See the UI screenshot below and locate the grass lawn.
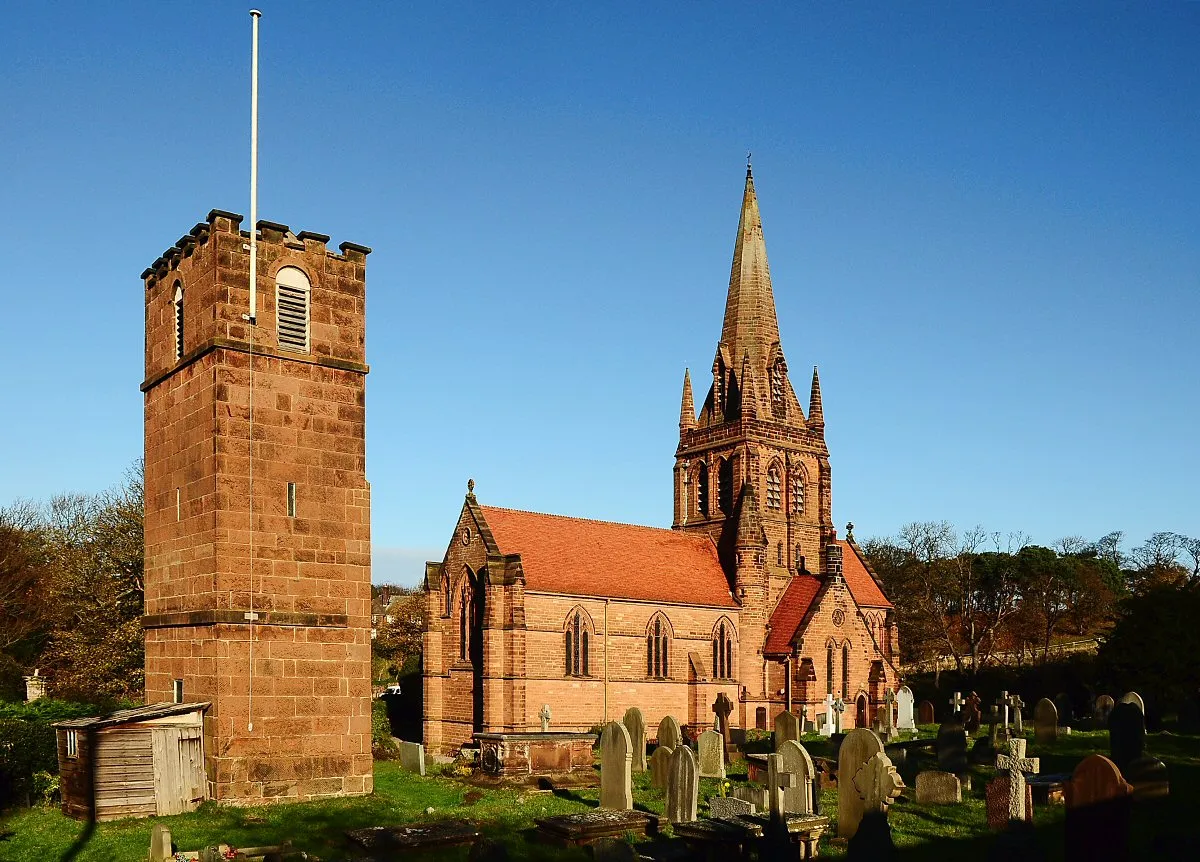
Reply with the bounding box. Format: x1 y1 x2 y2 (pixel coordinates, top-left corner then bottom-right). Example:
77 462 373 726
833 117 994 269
1 727 1196 861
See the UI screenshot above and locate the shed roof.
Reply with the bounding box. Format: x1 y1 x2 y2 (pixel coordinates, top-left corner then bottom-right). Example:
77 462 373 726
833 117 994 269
53 702 210 729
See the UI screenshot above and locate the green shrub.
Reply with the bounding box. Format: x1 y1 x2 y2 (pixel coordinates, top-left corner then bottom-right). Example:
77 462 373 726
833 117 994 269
371 699 399 760
30 771 59 806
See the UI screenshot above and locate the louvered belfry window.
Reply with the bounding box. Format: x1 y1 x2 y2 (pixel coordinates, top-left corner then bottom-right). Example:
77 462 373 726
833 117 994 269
276 266 311 353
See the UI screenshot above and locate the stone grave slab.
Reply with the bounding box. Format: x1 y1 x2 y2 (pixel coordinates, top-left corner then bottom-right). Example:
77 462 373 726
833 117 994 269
397 740 425 776
622 707 647 773
733 784 768 810
1027 773 1071 805
896 686 916 732
599 721 633 810
666 745 698 824
1034 697 1058 744
836 728 885 839
648 745 673 790
656 715 682 751
347 821 481 853
708 796 755 819
534 810 659 846
774 710 800 749
917 700 936 725
1065 755 1133 862
697 729 725 778
914 770 961 804
935 720 968 775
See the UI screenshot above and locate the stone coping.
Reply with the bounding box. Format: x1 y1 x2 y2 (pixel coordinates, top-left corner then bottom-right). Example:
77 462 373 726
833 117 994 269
143 610 348 629
473 732 598 742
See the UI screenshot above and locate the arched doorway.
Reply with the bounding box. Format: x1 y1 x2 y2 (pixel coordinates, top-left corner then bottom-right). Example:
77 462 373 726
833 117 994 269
855 693 868 729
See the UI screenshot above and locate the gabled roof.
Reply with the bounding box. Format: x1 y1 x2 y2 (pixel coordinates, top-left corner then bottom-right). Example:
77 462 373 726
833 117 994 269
53 702 210 729
478 506 737 608
764 574 822 656
764 541 892 656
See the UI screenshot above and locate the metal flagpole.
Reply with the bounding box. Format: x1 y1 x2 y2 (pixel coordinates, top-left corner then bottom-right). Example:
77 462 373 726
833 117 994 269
245 8 262 734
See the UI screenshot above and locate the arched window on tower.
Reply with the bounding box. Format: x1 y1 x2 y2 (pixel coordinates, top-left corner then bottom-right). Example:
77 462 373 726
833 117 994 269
565 610 592 677
766 463 782 510
718 457 734 514
173 281 184 360
790 473 804 515
697 462 709 518
647 615 670 678
276 266 311 353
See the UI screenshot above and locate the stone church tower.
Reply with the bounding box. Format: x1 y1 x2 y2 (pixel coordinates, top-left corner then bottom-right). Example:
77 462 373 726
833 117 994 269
672 166 834 720
141 211 374 802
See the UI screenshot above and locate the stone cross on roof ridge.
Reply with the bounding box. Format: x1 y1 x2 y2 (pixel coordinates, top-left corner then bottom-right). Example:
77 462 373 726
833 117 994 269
995 737 1040 824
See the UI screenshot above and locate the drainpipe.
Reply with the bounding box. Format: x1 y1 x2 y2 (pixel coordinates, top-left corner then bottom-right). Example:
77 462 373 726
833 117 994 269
603 599 610 724
785 657 792 712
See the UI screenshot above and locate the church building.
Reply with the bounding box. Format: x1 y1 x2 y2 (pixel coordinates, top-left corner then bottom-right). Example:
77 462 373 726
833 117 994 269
422 169 899 755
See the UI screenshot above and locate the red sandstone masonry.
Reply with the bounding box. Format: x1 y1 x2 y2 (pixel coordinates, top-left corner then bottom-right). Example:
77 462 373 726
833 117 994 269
143 213 372 803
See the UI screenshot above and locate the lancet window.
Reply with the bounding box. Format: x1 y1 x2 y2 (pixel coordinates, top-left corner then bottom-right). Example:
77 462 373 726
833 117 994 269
564 609 591 677
646 615 670 679
766 463 782 510
712 620 735 679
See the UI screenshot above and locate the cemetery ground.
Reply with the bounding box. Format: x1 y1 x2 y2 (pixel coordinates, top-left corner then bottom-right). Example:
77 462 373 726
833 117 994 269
1 728 1197 861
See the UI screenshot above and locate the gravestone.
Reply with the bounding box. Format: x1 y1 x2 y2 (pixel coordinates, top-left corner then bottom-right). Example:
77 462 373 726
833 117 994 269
1064 755 1133 862
896 686 916 732
599 721 633 810
994 738 1039 827
648 745 673 790
150 823 173 862
708 796 755 819
986 776 1033 830
962 691 982 732
657 715 682 751
1009 693 1026 734
915 771 961 804
765 752 799 825
697 729 725 779
540 704 551 732
918 700 936 725
1054 693 1075 727
733 784 769 810
712 692 734 752
1094 695 1115 725
1034 698 1058 744
1119 691 1144 714
23 670 46 703
666 745 698 824
832 697 846 732
398 740 426 776
774 710 800 749
778 738 817 815
845 750 903 857
836 728 885 839
879 689 897 741
622 707 647 773
936 720 968 775
1107 701 1169 799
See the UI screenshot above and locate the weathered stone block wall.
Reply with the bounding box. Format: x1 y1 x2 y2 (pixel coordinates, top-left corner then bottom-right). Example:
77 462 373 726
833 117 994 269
143 211 372 803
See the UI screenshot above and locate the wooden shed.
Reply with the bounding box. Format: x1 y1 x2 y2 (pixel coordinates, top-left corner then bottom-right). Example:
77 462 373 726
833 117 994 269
54 702 210 821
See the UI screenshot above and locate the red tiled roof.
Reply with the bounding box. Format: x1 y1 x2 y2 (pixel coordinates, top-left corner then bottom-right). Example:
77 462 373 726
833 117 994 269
479 506 737 608
763 541 892 656
843 541 891 608
764 574 822 655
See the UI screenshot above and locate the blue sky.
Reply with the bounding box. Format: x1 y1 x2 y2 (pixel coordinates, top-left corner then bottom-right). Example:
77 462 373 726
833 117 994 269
1 3 1196 584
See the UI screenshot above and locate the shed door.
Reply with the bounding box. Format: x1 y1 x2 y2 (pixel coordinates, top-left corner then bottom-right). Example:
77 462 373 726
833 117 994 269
94 728 156 821
152 725 206 816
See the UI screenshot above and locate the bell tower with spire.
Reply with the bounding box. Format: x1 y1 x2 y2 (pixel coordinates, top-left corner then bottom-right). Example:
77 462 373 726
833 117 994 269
672 166 834 713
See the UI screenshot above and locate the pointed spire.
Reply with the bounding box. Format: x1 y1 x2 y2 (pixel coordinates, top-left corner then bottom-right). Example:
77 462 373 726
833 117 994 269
720 166 783 381
679 369 696 431
808 366 824 431
739 353 759 419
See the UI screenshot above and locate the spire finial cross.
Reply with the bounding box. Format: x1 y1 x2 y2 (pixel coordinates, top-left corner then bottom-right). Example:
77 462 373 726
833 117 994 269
746 150 753 175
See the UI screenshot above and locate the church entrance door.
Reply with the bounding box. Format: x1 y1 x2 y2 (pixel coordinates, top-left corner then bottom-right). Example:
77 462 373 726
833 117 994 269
855 694 868 729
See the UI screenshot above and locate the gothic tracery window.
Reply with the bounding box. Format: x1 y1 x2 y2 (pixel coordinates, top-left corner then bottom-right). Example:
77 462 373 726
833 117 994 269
647 615 670 678
565 610 591 677
712 620 735 679
766 463 782 510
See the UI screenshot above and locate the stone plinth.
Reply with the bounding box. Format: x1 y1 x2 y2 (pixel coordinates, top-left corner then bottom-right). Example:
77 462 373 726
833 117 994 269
475 732 596 776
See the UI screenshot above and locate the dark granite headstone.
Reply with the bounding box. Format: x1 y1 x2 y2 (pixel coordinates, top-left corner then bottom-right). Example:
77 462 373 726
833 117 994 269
917 700 936 725
936 720 968 774
1054 693 1075 727
1108 702 1144 772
